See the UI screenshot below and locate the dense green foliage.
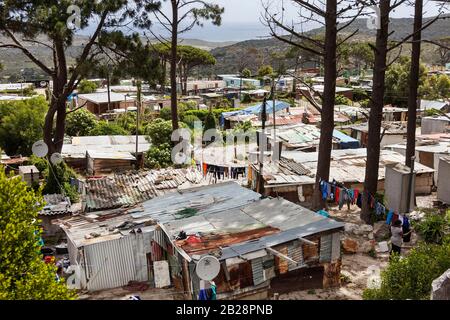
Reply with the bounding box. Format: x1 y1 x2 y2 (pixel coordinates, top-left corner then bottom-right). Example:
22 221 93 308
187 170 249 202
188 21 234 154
414 211 449 244
77 80 98 94
30 156 79 203
422 74 450 100
257 65 274 78
144 119 187 169
65 109 99 137
0 97 47 156
335 94 352 106
363 240 450 300
241 68 252 78
88 121 129 136
0 169 76 300
204 112 217 132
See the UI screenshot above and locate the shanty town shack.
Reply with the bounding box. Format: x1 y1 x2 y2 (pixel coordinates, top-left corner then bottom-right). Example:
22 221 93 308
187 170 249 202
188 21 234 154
151 184 344 300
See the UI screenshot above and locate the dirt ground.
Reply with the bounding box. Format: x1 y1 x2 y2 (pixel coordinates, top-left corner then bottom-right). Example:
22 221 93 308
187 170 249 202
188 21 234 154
80 286 185 300
276 253 389 300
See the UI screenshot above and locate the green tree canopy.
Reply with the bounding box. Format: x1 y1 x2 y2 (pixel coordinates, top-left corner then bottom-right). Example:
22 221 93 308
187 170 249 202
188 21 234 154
384 57 428 107
422 74 450 100
258 65 274 78
241 68 252 78
0 169 76 299
65 109 99 137
89 121 129 136
0 97 47 156
77 80 98 94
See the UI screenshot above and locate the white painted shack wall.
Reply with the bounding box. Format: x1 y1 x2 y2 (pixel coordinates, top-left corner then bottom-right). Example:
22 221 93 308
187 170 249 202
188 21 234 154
83 232 152 291
437 158 450 204
385 164 415 214
381 134 405 148
421 118 449 135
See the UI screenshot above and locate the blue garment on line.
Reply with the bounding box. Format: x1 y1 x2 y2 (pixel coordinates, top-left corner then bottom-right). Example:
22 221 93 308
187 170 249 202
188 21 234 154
386 210 394 225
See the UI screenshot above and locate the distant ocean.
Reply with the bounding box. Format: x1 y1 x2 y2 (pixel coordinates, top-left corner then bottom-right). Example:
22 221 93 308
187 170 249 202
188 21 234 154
79 22 273 42
179 22 270 42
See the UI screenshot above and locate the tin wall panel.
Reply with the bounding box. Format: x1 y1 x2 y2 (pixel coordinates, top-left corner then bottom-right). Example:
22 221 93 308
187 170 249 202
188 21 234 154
84 235 147 291
288 241 303 271
319 234 332 263
331 232 341 262
251 258 265 286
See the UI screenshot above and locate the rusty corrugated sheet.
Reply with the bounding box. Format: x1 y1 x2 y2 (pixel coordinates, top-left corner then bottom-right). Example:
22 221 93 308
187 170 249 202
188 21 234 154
251 258 265 286
319 234 332 263
176 227 280 255
85 168 205 211
331 232 341 262
288 241 304 271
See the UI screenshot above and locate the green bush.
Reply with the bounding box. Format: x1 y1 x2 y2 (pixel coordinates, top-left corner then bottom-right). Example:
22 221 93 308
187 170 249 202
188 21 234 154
0 96 47 156
363 240 450 300
414 212 449 244
66 108 98 136
29 157 80 203
77 79 98 94
145 143 172 169
89 121 129 135
335 94 352 106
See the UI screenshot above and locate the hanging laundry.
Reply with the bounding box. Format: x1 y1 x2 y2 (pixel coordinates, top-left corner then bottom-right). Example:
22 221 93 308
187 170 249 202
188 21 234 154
335 187 340 204
356 193 362 208
375 202 386 216
320 180 328 200
353 189 359 204
326 183 331 198
338 189 346 209
402 216 411 243
386 210 394 225
392 213 399 224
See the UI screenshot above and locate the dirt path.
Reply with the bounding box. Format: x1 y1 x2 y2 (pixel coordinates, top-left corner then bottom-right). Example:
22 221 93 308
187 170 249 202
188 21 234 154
276 252 389 300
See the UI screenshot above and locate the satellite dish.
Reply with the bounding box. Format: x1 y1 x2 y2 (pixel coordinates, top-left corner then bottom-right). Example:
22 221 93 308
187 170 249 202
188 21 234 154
32 140 48 158
50 152 63 165
195 255 220 281
173 152 188 165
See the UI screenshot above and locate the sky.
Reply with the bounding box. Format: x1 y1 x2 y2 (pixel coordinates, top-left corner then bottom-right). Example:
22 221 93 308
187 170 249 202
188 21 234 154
82 1 448 42
152 0 447 41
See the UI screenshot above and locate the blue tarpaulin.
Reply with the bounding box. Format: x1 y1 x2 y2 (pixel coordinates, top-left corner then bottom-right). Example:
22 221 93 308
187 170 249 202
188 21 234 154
332 129 360 149
220 100 290 127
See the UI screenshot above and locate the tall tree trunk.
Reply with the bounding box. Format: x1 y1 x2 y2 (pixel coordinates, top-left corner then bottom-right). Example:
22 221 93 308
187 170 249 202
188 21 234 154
312 0 337 210
406 0 423 168
361 0 390 223
170 0 179 132
43 38 69 155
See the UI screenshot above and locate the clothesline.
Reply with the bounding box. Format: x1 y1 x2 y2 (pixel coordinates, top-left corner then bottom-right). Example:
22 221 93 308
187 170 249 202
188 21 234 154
318 178 404 223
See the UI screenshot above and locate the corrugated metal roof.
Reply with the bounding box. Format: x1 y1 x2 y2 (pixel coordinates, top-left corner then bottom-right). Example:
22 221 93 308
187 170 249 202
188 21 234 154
78 92 134 104
259 148 436 186
62 135 151 158
85 168 208 211
60 182 261 247
87 150 136 160
161 197 344 259
41 194 72 216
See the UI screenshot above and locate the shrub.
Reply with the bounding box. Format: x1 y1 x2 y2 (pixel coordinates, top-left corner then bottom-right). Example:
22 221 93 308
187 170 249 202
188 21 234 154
414 212 449 244
66 108 98 136
89 121 129 135
363 241 450 300
335 94 352 106
145 143 172 169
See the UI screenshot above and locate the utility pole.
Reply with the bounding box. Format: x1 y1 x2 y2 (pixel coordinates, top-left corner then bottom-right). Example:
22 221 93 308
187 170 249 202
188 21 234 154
257 96 267 195
106 65 111 112
135 80 142 170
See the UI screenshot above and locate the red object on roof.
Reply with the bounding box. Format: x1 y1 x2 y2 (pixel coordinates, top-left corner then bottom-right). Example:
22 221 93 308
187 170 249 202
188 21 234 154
186 235 202 244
